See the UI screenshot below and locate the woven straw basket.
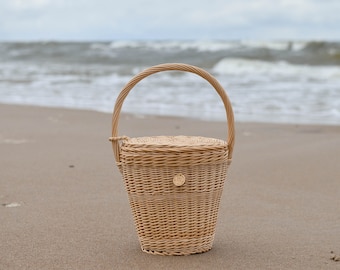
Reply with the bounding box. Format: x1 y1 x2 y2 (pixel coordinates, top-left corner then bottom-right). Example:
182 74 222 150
110 63 235 256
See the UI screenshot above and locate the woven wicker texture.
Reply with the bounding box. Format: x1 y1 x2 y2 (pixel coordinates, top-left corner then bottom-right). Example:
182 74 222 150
110 63 235 255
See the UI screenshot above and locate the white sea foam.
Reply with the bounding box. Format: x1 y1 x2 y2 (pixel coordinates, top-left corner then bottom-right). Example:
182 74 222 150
213 58 340 81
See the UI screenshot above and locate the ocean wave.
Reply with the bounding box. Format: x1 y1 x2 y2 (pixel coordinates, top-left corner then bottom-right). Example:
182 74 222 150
239 40 307 51
108 40 239 52
2 41 340 67
213 58 340 80
1 41 340 125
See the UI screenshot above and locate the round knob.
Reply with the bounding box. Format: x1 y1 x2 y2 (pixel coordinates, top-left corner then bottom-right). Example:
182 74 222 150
173 173 186 186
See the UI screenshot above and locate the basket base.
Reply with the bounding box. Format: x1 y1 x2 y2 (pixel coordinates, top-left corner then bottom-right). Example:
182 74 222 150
141 246 212 256
139 235 215 256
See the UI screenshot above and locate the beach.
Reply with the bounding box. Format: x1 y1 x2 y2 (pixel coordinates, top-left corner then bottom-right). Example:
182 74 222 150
1 103 340 269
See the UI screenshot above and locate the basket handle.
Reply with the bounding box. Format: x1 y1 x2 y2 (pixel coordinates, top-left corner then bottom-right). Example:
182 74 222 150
111 63 235 163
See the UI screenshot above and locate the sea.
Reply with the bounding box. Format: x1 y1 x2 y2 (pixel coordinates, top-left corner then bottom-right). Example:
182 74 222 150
0 40 339 125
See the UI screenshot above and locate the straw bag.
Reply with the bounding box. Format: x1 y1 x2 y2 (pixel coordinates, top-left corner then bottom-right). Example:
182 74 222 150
110 63 235 255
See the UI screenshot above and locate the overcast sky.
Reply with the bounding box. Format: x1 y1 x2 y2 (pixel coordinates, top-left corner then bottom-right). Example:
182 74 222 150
0 0 339 41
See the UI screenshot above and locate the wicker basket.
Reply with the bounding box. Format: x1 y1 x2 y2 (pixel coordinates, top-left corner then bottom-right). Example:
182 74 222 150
110 63 235 256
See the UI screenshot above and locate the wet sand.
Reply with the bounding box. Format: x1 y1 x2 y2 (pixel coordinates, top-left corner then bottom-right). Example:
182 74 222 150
1 104 340 269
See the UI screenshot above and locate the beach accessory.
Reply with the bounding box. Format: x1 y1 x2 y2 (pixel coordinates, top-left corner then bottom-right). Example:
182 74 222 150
110 63 235 255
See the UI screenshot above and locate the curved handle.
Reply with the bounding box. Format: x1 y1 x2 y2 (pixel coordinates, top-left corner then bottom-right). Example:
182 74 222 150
111 63 235 163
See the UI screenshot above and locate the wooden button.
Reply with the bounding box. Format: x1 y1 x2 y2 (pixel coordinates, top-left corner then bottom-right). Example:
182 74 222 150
173 173 185 186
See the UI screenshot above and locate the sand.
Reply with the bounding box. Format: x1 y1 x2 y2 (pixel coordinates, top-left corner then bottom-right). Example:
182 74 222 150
1 104 339 269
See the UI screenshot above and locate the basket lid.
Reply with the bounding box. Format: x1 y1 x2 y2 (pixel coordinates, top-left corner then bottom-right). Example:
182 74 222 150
125 135 226 147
